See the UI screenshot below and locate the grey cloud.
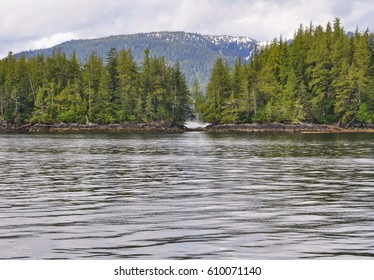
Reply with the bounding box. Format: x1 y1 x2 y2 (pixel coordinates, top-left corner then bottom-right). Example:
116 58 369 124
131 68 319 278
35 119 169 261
1 0 373 57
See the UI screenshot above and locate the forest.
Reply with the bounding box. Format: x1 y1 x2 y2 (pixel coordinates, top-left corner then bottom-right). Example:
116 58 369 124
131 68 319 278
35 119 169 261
196 19 374 125
0 48 191 126
0 19 373 127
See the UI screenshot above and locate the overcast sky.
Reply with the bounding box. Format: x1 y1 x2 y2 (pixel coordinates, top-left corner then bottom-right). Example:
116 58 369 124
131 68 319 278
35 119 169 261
1 0 373 58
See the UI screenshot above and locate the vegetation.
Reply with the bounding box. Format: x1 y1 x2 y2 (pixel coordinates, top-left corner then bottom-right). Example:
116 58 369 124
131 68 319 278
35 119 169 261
1 19 372 129
197 19 374 125
0 48 191 126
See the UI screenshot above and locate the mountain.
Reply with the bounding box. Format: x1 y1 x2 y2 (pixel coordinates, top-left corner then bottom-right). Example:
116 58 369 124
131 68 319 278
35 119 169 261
17 31 257 86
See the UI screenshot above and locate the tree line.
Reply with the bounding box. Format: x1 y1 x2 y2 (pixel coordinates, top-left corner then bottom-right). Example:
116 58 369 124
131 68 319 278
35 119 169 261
195 19 374 125
1 19 373 127
0 48 191 126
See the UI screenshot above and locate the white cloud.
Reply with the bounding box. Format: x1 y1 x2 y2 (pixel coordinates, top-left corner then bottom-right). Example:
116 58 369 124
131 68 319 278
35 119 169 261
0 0 373 58
29 33 79 50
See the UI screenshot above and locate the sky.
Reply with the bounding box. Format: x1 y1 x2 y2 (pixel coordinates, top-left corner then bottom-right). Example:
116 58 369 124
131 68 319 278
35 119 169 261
1 0 373 58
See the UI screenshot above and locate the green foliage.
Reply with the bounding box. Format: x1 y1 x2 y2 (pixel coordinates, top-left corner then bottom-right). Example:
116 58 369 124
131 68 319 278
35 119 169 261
200 58 231 124
0 49 192 126
190 78 204 119
196 19 374 125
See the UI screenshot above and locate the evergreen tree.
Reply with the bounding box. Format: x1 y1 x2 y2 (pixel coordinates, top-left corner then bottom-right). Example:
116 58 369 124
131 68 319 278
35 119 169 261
149 56 168 122
241 48 261 122
116 49 139 121
306 24 334 123
3 52 18 122
221 59 242 123
256 41 284 122
285 25 313 121
351 29 374 123
170 62 191 126
190 77 204 119
331 18 352 123
283 67 306 122
82 53 104 122
95 66 115 123
55 80 85 123
138 49 152 121
106 48 119 98
201 58 231 124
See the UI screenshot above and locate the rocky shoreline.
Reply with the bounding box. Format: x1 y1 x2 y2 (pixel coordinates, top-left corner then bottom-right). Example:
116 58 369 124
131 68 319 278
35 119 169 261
0 122 185 133
202 123 374 133
1 122 374 133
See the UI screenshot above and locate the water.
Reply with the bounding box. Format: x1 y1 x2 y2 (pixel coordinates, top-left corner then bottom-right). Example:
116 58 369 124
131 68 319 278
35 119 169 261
0 132 373 259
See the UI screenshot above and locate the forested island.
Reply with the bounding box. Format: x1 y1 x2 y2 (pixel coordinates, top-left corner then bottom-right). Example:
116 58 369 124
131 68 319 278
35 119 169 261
0 48 191 130
0 19 373 132
195 19 374 126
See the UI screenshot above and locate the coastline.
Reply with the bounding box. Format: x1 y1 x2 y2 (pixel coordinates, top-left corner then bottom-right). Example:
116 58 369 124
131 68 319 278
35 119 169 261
0 122 185 133
1 122 374 133
202 123 374 133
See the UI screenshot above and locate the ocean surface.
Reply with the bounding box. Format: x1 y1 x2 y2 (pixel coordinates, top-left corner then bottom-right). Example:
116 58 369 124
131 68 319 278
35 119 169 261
0 132 373 259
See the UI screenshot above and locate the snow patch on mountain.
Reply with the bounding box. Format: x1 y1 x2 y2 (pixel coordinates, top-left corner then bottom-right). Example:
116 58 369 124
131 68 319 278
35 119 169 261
144 31 257 60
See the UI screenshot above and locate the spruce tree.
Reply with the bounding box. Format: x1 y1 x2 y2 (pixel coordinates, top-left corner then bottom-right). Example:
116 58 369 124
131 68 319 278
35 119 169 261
116 49 139 121
351 29 374 123
171 61 191 126
202 58 231 124
82 53 104 122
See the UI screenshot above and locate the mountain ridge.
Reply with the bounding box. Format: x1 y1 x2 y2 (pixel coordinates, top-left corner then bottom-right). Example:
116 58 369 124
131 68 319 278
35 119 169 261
16 31 258 85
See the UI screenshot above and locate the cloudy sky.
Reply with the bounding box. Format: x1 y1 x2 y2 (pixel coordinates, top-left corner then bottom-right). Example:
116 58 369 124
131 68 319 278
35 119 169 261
1 0 373 57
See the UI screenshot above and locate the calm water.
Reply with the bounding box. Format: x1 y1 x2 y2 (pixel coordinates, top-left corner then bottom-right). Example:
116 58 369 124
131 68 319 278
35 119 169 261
0 132 373 259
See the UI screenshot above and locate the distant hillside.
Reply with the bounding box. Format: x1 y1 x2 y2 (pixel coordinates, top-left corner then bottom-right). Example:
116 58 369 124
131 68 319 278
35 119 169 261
17 31 257 86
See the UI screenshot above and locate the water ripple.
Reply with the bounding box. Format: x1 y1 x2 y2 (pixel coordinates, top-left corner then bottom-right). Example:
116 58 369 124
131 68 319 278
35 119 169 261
0 132 373 259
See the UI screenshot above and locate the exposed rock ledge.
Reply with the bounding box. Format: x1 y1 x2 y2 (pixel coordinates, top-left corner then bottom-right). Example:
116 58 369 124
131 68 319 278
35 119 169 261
203 123 374 133
0 122 185 133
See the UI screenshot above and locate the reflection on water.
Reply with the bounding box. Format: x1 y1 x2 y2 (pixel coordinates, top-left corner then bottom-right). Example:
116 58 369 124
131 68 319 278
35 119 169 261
0 132 373 259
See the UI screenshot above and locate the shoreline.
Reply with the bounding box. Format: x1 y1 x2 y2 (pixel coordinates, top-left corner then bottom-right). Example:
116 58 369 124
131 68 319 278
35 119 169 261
1 122 374 133
0 122 185 133
202 123 374 133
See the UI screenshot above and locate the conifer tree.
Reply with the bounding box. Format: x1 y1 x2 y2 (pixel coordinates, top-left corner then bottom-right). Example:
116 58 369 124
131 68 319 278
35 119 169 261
170 61 191 126
351 29 374 123
3 52 18 123
222 59 242 123
106 48 119 98
202 58 231 123
190 78 202 116
116 49 139 121
82 53 104 121
138 49 152 122
306 24 334 123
